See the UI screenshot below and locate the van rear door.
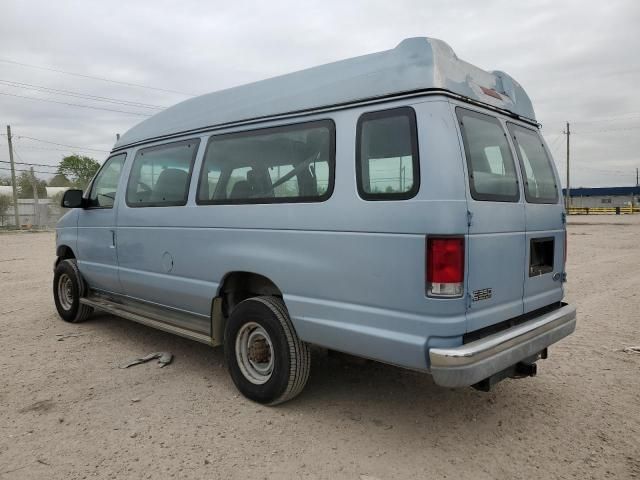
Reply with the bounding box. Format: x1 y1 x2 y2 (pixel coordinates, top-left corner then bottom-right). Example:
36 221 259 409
455 107 525 332
507 123 565 312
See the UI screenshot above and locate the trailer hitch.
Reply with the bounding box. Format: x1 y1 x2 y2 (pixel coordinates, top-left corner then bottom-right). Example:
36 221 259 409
472 349 546 392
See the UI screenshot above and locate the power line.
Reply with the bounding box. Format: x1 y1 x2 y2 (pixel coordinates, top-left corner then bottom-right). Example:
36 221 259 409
546 134 565 154
0 159 58 169
0 143 106 154
0 134 110 152
0 79 166 109
18 135 109 152
572 125 640 134
542 112 640 127
0 57 196 97
0 165 55 175
9 145 37 175
0 91 152 116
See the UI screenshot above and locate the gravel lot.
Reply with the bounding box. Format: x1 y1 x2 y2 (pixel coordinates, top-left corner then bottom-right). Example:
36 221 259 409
1 216 639 479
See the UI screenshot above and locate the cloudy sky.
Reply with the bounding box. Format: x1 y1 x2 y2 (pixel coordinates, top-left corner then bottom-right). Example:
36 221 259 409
1 0 639 187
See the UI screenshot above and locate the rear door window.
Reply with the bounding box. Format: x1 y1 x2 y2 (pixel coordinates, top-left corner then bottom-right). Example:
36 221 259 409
356 107 419 200
456 108 519 202
507 123 559 204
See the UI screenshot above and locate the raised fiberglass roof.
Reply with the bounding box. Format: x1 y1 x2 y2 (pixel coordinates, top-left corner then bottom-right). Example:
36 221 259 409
114 37 536 150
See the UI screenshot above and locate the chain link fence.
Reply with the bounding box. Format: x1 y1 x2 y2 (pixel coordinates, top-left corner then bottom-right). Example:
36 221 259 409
0 199 66 230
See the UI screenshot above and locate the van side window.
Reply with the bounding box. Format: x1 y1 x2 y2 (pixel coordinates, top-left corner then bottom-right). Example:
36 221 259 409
196 120 335 204
87 153 126 208
126 139 200 207
507 123 559 204
356 107 419 200
456 108 519 202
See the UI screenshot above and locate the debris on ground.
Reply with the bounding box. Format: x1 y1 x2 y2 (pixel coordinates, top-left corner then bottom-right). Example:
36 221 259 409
120 352 173 369
55 333 82 341
622 346 640 354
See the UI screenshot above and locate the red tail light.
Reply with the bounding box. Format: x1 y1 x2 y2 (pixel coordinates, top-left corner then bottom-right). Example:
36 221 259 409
426 237 464 298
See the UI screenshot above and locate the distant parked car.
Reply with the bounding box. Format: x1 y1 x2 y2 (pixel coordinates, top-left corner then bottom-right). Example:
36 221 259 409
54 37 576 404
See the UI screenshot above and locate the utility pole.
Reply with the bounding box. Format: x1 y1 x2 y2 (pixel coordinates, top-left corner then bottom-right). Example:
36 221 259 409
30 167 39 228
634 167 639 212
564 122 570 210
6 125 20 229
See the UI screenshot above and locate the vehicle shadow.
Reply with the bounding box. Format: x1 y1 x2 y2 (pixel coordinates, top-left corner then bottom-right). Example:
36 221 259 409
86 312 563 438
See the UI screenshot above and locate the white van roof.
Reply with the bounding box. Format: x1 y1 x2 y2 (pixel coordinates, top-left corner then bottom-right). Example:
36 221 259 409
114 37 536 150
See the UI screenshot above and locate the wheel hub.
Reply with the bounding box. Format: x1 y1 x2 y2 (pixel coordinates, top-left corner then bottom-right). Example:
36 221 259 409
57 273 74 311
235 322 274 385
248 337 271 364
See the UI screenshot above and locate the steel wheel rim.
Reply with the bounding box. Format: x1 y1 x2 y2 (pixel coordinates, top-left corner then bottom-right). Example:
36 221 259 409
235 322 274 385
57 273 74 311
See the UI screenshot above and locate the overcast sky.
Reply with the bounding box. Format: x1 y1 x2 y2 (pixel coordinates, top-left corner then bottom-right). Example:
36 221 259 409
1 0 639 187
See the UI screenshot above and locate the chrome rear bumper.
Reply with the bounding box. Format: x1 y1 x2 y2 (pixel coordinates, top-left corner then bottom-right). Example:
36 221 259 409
429 303 576 388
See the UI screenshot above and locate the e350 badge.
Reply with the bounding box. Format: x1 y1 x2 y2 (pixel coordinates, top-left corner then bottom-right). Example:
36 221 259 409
472 288 492 302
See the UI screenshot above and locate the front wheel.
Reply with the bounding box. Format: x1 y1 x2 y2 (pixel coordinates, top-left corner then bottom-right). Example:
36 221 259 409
53 259 93 323
224 296 310 405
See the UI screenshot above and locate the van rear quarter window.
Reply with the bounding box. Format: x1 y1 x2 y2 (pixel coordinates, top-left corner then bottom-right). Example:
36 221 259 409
456 108 519 202
507 123 559 204
126 139 200 207
196 120 335 204
356 107 419 200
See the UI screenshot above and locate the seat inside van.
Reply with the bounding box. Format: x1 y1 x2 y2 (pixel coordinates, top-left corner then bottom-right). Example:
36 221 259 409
150 168 189 203
203 128 330 201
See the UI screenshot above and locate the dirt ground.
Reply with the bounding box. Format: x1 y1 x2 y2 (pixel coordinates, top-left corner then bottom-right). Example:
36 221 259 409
1 216 639 480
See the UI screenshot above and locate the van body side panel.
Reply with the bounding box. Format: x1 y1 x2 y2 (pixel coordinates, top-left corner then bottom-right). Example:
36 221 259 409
114 98 468 370
75 154 129 294
56 209 79 257
116 138 211 334
76 208 121 294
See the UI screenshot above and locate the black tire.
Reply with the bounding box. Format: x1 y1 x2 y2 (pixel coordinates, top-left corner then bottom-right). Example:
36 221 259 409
224 296 310 405
53 259 93 323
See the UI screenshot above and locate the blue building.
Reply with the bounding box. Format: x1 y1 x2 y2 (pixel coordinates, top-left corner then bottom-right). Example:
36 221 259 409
562 186 640 208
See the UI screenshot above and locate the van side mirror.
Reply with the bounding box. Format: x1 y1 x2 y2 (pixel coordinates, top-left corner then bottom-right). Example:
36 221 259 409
61 189 85 208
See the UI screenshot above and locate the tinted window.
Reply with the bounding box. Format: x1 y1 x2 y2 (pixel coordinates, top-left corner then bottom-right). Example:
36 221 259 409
197 120 334 204
508 123 559 204
126 139 199 207
87 154 126 208
356 107 419 200
456 108 519 202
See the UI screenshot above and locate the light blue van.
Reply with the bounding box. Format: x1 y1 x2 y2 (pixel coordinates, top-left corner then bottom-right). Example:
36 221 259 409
54 37 576 404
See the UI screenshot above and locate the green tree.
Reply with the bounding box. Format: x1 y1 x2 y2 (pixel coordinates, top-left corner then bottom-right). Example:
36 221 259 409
0 194 11 216
48 173 72 187
57 155 100 190
0 176 11 186
17 171 48 199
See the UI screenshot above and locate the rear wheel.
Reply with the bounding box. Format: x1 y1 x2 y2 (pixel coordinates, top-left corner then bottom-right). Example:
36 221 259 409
224 296 310 405
53 259 93 323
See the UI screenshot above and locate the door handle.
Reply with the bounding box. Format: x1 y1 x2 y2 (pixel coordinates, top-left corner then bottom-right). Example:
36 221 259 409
110 230 116 248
